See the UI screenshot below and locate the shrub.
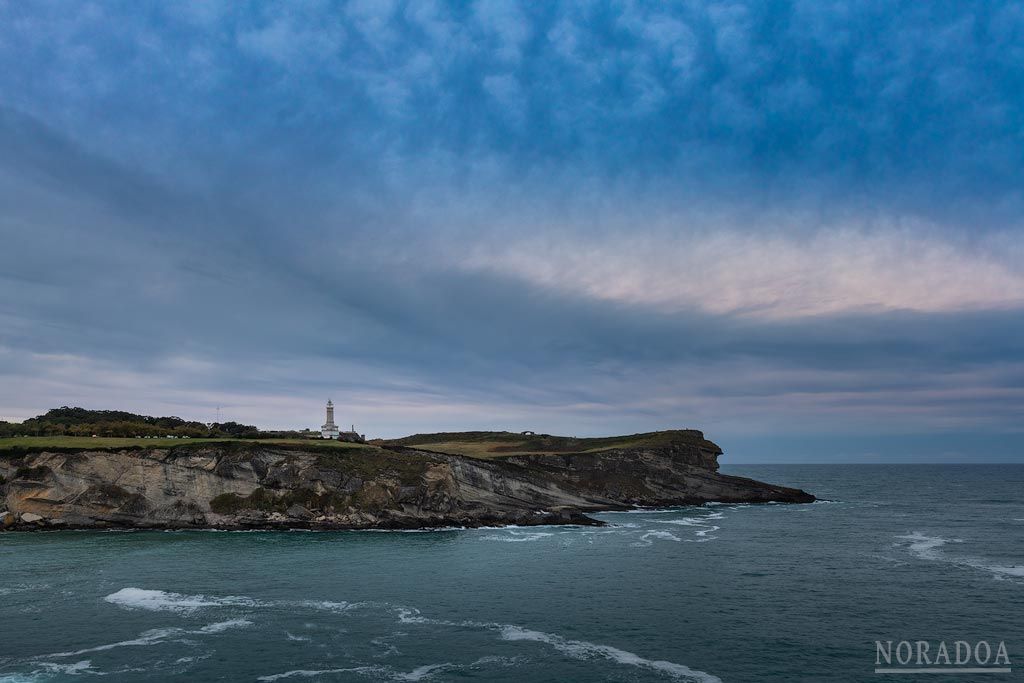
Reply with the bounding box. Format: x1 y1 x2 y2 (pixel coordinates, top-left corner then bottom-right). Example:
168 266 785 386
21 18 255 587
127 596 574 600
209 492 245 514
14 465 50 480
209 488 280 514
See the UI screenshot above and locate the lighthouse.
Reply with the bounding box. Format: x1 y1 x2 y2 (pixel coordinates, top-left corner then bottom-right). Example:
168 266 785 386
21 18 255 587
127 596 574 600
321 399 340 439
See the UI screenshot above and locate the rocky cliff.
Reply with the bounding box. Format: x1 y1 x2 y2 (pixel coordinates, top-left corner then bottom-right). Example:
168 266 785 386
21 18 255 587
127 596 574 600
0 432 813 531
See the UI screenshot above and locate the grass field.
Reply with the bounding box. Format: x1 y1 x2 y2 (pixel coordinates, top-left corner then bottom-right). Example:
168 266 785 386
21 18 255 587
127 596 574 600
386 429 715 459
397 440 667 458
0 430 716 460
394 440 544 458
0 436 374 453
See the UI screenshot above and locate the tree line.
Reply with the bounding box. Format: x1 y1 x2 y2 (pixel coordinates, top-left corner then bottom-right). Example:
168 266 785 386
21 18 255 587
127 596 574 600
0 407 300 439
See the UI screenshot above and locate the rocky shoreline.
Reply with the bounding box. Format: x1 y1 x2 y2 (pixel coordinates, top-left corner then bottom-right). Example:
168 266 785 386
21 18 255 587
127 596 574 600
0 432 814 531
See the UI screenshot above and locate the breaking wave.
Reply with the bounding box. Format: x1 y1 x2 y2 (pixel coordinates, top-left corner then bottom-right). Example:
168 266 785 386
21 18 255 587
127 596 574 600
896 532 1024 582
500 625 722 683
104 587 261 613
391 606 720 682
479 530 555 543
633 530 683 547
258 666 387 681
46 620 253 658
33 582 722 682
258 658 521 682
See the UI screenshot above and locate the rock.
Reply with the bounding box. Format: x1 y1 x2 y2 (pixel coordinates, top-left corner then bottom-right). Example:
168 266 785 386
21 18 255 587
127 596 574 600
1 511 14 528
0 432 814 531
286 505 313 520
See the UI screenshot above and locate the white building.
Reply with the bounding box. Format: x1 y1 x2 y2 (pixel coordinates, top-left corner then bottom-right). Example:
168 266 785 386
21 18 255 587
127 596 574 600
321 399 340 439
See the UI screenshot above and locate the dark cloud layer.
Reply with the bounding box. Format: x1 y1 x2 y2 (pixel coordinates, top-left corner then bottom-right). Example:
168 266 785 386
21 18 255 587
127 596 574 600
3 2 1024 210
1 2 1022 460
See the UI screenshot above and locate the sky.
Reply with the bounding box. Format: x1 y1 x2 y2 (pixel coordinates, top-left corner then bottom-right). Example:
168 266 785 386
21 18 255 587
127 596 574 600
1 1 1023 462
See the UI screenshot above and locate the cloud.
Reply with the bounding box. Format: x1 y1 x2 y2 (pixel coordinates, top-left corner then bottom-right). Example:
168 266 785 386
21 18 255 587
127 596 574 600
455 223 1024 318
0 2 1023 459
1 1 1021 210
473 0 530 63
236 14 346 66
482 72 526 124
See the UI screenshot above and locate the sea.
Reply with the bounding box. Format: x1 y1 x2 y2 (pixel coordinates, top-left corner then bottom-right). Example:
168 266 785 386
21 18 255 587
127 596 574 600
1 465 1022 682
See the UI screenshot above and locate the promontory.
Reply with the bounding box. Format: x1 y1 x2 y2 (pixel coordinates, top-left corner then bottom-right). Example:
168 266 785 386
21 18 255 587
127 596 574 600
0 430 814 531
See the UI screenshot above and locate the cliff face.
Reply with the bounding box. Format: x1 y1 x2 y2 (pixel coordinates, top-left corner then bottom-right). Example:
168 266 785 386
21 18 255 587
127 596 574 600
0 436 813 531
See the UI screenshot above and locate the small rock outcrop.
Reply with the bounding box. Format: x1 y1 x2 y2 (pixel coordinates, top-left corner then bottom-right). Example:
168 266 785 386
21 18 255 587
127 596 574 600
0 433 813 531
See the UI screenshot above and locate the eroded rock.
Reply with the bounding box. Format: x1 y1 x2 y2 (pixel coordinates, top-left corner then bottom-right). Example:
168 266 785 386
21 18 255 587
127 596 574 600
0 437 813 531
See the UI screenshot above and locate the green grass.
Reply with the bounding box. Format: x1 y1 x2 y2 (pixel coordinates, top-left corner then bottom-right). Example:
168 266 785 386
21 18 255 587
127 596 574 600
0 430 721 462
0 436 375 457
385 429 718 459
393 440 532 458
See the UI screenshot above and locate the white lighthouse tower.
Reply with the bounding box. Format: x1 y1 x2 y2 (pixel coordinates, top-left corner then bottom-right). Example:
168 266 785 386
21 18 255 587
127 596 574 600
321 399 340 439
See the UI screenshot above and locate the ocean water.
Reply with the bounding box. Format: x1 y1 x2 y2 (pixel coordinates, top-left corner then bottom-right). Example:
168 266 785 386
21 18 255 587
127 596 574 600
1 465 1022 682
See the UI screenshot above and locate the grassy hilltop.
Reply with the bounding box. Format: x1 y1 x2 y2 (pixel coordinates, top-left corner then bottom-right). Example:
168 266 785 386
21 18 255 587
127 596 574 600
381 429 717 459
0 430 717 460
0 408 719 462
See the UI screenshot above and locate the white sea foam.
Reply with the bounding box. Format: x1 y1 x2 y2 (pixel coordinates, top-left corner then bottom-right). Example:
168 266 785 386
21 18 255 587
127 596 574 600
147 591 724 683
47 620 251 659
898 532 959 561
90 585 723 682
655 515 721 539
499 625 721 682
655 517 705 527
258 670 324 681
980 563 1024 578
295 599 357 612
394 607 458 627
38 660 93 675
259 657 524 683
632 530 683 546
615 507 695 514
257 664 448 682
897 532 1024 582
47 627 183 657
257 666 385 681
390 605 720 681
285 632 311 642
370 636 400 657
196 619 253 633
480 530 554 542
394 663 454 680
104 587 259 613
105 587 383 622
